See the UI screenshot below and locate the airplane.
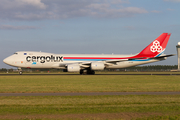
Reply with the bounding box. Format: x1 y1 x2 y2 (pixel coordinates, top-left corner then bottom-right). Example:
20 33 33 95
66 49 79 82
3 33 175 75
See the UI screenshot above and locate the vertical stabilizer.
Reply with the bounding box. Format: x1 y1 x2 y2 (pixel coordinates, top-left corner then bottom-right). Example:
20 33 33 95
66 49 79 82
134 33 171 58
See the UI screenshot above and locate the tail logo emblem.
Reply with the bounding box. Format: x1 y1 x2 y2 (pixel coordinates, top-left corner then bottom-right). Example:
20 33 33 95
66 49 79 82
150 40 162 53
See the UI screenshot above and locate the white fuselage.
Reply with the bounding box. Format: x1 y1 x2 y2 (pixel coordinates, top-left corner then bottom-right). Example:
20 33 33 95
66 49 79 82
3 51 162 69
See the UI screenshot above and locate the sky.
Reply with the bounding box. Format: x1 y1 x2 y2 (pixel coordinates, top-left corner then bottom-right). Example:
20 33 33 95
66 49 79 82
0 0 180 69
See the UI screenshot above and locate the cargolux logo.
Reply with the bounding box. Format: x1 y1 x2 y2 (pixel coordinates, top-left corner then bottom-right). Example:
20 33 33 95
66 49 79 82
26 55 63 63
150 40 162 53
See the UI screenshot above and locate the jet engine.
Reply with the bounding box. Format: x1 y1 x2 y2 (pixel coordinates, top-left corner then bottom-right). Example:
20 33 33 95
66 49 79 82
67 64 80 72
91 62 105 70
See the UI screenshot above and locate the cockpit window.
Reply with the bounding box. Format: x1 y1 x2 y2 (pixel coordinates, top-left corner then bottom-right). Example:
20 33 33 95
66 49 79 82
14 53 18 55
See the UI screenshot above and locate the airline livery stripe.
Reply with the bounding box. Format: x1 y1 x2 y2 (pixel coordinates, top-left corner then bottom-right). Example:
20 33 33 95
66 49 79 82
64 59 152 62
63 55 157 60
64 59 107 61
64 57 127 60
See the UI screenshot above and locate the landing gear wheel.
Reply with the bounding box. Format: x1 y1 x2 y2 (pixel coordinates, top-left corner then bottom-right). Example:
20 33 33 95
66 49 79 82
80 70 87 75
87 70 95 75
80 70 83 75
18 68 23 75
91 71 95 75
80 70 95 75
19 71 23 75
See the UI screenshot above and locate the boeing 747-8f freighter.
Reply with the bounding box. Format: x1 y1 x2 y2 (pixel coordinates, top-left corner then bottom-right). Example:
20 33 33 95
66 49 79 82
3 33 174 75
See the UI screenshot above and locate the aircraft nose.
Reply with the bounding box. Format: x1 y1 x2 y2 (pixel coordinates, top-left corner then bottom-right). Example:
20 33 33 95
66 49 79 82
3 57 11 65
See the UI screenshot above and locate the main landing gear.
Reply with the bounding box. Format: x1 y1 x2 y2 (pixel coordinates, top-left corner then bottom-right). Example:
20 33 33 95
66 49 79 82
80 70 95 75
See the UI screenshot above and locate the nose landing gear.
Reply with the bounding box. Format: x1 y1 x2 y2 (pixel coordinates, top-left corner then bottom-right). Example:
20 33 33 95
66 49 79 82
18 68 23 75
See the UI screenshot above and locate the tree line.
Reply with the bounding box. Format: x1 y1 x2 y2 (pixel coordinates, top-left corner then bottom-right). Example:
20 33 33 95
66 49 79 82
106 65 178 72
0 65 178 72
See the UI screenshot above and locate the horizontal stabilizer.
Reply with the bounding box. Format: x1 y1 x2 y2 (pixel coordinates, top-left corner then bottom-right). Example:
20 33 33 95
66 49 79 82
150 54 175 59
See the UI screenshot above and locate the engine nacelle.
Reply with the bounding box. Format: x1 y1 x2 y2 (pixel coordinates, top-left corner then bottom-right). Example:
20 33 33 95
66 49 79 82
91 62 105 70
67 64 80 72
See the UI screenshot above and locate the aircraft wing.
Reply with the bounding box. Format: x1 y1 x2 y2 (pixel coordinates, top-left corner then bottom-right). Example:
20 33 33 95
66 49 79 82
77 59 130 67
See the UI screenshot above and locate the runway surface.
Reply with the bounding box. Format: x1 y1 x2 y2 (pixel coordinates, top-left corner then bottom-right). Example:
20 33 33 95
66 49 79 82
1 73 180 76
0 92 180 96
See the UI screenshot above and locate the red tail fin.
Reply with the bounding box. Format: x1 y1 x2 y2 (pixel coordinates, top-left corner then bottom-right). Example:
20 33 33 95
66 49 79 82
134 33 171 58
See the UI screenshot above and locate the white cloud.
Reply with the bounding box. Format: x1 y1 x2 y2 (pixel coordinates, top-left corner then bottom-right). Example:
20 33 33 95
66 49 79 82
0 25 38 30
121 7 148 14
0 0 148 20
108 0 130 4
16 0 47 9
0 0 46 9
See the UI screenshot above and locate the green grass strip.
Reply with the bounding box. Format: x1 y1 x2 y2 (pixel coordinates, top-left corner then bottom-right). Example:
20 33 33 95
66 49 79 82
0 75 180 93
0 95 180 115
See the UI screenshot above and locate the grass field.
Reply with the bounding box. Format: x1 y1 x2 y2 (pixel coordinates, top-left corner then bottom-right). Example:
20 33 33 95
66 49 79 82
0 75 180 93
0 74 180 119
0 95 180 119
